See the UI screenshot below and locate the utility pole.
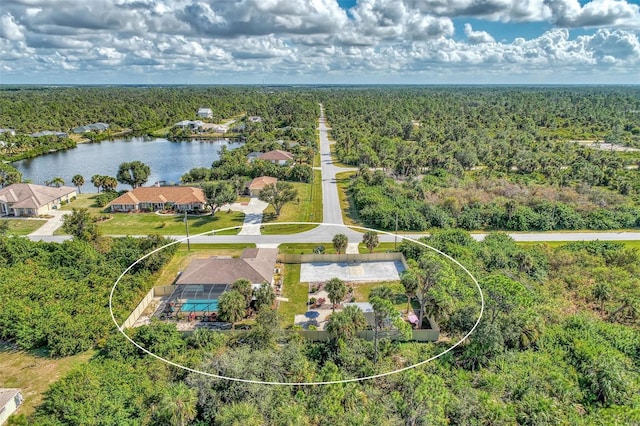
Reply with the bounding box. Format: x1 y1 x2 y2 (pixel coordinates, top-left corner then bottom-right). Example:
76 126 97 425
184 210 190 251
394 210 398 251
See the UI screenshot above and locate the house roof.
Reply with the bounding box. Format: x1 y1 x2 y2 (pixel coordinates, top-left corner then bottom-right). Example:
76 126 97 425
197 108 212 114
30 131 67 138
176 248 278 286
259 150 294 161
108 186 206 207
0 183 76 210
0 388 21 409
247 176 277 190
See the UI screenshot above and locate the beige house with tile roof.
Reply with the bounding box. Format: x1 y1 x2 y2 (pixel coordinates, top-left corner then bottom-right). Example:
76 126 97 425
259 150 294 165
246 176 277 197
108 186 206 212
176 248 278 289
0 183 76 217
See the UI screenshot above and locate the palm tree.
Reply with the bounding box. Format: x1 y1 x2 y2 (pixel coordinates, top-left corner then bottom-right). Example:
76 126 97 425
332 233 348 254
218 290 246 329
50 176 65 187
231 278 252 306
592 282 611 313
325 277 347 312
362 230 379 253
216 402 263 426
326 305 367 343
102 176 118 192
71 174 84 194
91 174 104 192
155 382 197 426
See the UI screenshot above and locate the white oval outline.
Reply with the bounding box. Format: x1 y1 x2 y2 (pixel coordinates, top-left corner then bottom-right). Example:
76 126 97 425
109 222 484 385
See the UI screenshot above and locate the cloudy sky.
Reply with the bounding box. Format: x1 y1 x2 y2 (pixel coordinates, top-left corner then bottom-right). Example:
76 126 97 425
1 0 639 84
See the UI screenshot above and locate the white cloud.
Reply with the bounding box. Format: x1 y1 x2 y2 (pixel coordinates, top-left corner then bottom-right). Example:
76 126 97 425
545 0 640 28
464 23 495 44
0 0 638 83
0 14 26 41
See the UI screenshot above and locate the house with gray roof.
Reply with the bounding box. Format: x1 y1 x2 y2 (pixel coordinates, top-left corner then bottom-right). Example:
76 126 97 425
197 108 213 119
176 248 278 290
72 122 110 134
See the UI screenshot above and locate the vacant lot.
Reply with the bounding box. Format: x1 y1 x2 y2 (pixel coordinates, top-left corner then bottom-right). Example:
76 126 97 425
0 343 93 418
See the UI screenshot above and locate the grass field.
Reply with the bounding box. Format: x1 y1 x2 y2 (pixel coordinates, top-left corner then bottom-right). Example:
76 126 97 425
0 344 93 418
335 171 359 227
95 210 244 236
260 170 323 234
1 219 47 236
278 243 343 254
278 264 308 326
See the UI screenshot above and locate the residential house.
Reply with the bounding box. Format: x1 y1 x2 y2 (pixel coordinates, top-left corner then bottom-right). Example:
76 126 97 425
200 123 228 133
176 248 278 290
248 116 262 123
72 122 110 134
29 131 68 138
259 150 294 165
0 183 77 217
0 389 23 425
174 120 204 131
197 108 213 119
108 186 206 212
246 176 277 197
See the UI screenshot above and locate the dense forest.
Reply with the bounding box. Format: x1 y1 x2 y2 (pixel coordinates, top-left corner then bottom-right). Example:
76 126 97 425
4 231 637 425
0 234 176 357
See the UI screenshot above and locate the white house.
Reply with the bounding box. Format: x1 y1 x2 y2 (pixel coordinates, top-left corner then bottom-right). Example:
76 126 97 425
0 389 23 425
197 108 213 119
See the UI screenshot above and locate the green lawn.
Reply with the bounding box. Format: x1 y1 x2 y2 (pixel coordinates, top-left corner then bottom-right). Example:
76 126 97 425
1 219 47 236
0 344 94 418
278 264 308 326
100 211 244 236
335 171 359 227
278 243 342 254
352 281 414 312
260 170 323 234
60 193 104 213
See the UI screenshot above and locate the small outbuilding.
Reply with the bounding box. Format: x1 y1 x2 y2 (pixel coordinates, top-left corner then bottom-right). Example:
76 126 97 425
0 388 24 425
197 108 213 119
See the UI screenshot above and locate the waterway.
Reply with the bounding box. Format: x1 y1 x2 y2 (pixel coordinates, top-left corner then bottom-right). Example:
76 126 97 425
12 137 242 192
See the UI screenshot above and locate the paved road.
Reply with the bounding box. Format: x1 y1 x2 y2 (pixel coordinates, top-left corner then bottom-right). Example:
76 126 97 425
318 103 356 226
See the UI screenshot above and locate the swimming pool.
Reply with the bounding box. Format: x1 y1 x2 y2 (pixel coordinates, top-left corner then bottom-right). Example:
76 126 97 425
180 299 219 312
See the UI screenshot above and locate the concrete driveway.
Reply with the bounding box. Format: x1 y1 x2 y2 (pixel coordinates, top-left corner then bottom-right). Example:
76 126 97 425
28 209 70 237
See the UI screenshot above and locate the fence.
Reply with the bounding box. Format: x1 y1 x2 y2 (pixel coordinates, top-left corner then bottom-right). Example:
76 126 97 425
121 285 174 329
180 327 439 342
280 252 408 268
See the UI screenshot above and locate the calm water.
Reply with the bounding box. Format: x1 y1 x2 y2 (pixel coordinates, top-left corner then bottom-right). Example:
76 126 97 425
12 137 241 192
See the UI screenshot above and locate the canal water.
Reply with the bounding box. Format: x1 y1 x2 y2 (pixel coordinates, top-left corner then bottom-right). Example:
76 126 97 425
12 137 242 192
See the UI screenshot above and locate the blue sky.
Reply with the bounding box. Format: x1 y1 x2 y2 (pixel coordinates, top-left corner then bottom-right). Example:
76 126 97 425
1 0 639 85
